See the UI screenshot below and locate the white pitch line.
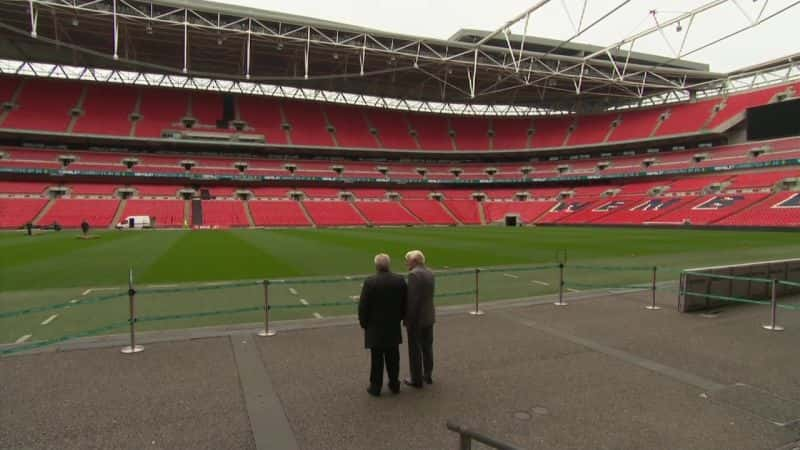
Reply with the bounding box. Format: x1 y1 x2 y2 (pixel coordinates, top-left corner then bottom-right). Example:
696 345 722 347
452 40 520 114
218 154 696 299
531 280 550 286
345 276 353 280
69 299 79 304
82 287 119 296
82 289 92 296
289 288 298 295
567 288 581 293
15 334 32 344
313 312 324 319
41 314 58 325
349 295 360 301
146 284 179 288
503 273 520 279
300 299 309 306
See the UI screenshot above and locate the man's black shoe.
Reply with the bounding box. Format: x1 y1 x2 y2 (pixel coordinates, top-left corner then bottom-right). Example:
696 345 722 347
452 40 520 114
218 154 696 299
388 382 400 394
403 379 423 389
424 376 433 385
366 386 381 397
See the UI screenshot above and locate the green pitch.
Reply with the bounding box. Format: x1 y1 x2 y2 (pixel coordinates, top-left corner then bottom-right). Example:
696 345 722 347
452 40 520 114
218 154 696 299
1 226 799 346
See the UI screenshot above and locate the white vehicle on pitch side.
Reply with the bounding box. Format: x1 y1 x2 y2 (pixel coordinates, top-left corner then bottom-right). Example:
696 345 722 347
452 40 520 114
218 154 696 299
116 215 153 229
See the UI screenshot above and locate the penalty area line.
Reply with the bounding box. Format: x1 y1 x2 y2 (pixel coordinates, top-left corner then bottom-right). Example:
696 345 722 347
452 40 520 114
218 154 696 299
300 299 309 306
503 273 520 279
15 334 32 344
313 312 324 319
531 280 550 286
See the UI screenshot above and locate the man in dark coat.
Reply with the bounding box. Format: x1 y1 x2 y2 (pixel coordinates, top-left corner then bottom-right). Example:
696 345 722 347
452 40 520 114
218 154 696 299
359 253 407 397
403 250 436 388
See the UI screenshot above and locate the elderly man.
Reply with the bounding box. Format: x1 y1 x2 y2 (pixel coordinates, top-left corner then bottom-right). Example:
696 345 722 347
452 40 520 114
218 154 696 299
403 250 436 388
359 253 407 397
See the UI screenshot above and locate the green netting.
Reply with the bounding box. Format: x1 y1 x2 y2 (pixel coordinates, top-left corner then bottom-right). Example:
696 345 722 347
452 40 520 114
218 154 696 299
682 291 771 306
683 271 774 284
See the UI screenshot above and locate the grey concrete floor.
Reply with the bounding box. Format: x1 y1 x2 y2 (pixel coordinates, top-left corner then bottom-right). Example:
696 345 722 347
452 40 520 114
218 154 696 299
2 288 800 450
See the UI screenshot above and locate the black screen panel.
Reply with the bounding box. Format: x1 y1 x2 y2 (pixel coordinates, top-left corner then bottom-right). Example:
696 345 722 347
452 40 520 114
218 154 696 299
747 99 800 140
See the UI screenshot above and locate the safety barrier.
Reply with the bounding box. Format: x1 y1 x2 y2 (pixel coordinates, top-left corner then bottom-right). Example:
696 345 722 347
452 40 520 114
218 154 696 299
1 261 694 356
446 421 522 450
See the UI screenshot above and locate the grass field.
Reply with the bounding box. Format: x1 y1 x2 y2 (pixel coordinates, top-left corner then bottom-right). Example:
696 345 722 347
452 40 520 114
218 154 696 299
2 226 799 347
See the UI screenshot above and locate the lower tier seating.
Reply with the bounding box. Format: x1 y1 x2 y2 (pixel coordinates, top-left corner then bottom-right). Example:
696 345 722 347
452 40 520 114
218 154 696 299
0 198 47 228
302 201 366 226
249 201 310 227
400 200 456 225
201 200 249 227
121 200 185 227
38 199 119 228
354 201 419 225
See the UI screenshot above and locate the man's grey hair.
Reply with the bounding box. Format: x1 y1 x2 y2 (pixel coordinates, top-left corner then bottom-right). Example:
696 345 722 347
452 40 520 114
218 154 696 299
374 253 391 271
405 250 425 265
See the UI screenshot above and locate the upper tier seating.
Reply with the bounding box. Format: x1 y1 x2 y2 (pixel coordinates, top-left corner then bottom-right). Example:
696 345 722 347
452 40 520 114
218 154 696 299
0 198 47 228
400 200 456 225
303 201 366 226
135 88 189 138
249 201 310 227
121 200 185 227
354 201 419 225
238 96 287 144
73 84 137 136
201 200 249 227
67 183 118 195
726 170 798 190
0 76 795 151
38 199 119 227
283 101 335 147
2 79 82 132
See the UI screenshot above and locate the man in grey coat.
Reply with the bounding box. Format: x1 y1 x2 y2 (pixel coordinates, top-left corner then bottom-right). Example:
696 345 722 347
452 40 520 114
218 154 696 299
403 250 436 388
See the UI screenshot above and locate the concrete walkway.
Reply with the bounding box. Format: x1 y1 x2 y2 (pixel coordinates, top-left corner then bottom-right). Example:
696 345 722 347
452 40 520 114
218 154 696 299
2 288 800 449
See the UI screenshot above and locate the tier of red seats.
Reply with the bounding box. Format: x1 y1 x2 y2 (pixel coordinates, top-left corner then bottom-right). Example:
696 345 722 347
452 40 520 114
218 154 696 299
609 109 662 142
400 200 456 225
135 88 189 138
237 96 287 144
121 200 184 227
364 109 417 149
201 200 249 227
649 194 770 225
407 114 452 151
190 92 223 127
0 181 49 194
354 201 419 225
717 193 800 227
484 201 554 223
249 201 310 227
451 117 490 150
0 198 47 228
727 170 798 189
325 104 377 148
2 79 82 132
569 115 613 146
282 101 334 147
443 200 481 224
38 199 119 227
73 84 137 136
302 201 366 226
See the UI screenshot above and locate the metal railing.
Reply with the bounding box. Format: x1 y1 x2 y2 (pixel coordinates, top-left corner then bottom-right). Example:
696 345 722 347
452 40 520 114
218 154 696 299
446 421 522 450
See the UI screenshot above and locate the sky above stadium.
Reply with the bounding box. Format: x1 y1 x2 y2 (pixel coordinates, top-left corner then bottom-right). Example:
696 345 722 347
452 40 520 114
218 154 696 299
227 0 799 72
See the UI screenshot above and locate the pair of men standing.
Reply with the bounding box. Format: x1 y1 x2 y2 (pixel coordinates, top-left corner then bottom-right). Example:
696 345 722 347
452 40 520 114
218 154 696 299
358 250 435 397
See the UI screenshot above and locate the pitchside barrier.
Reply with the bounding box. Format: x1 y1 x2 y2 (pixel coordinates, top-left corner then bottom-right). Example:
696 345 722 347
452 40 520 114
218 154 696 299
679 258 800 331
1 262 687 356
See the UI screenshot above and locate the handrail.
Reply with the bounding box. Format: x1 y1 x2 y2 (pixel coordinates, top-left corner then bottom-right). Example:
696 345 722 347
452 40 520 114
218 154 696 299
446 421 523 450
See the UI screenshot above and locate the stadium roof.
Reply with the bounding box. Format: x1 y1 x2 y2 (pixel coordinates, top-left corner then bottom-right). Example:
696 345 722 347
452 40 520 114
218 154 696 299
0 0 798 112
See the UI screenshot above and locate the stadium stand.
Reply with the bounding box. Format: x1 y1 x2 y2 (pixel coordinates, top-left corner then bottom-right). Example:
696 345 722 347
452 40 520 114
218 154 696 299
282 101 335 147
650 194 770 225
325 104 377 148
38 199 120 228
717 192 800 227
2 79 82 133
201 200 249 227
400 199 456 225
135 88 189 138
0 198 47 228
354 201 419 225
238 95 288 144
484 201 555 223
443 199 482 224
302 201 366 226
0 181 49 194
73 84 137 136
249 201 311 227
121 200 185 227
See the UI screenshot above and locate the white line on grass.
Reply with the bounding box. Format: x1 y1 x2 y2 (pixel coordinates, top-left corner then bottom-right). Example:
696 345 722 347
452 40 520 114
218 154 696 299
567 288 581 293
82 287 119 296
15 334 32 344
146 284 179 288
503 273 519 279
69 299 79 304
531 280 550 286
40 314 58 325
350 295 360 301
289 288 298 295
313 312 324 319
300 299 309 306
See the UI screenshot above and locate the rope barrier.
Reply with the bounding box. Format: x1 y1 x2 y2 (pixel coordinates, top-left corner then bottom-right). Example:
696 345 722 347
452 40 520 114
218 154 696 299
137 306 263 323
0 321 128 356
136 280 263 295
570 264 655 272
479 264 559 274
0 291 128 319
564 281 652 290
777 280 800 289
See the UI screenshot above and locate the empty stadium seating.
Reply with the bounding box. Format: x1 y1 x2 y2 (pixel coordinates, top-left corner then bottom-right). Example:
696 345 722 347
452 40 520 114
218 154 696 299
38 199 119 228
201 200 249 227
354 201 419 225
0 198 47 228
249 201 310 227
302 201 366 226
400 200 456 225
443 200 482 224
717 192 800 227
2 79 82 132
484 201 554 224
121 200 185 227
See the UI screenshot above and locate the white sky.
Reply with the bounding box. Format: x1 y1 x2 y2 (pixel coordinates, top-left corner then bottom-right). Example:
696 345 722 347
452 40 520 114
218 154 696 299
225 0 799 72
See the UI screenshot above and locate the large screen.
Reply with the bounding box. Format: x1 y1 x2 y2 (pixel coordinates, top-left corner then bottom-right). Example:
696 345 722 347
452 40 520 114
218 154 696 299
747 98 800 140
